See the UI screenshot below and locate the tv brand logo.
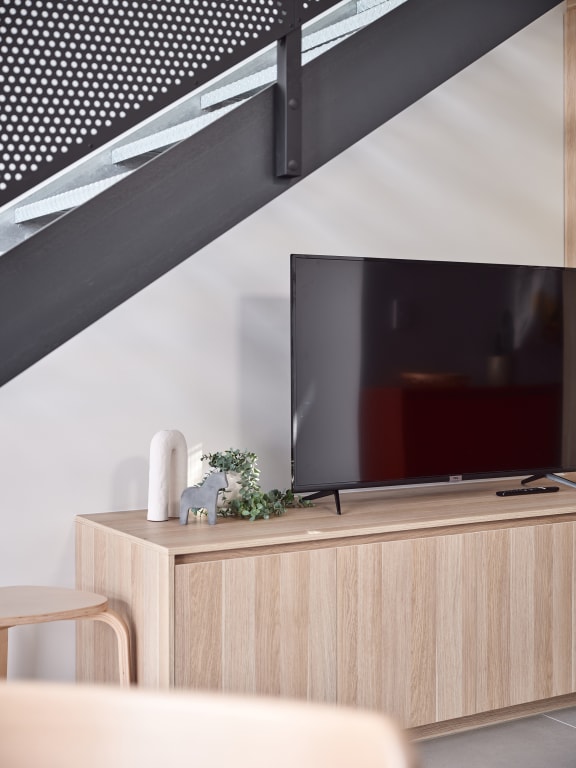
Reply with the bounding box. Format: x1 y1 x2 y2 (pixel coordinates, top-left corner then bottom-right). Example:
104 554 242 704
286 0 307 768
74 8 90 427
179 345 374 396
449 475 462 483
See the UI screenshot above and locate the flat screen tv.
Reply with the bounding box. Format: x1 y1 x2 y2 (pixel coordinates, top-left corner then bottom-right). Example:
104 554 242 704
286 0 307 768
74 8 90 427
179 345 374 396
290 254 576 499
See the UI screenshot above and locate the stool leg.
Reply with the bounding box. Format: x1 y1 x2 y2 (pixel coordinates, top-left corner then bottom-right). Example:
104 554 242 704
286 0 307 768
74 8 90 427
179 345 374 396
0 627 8 679
88 609 132 687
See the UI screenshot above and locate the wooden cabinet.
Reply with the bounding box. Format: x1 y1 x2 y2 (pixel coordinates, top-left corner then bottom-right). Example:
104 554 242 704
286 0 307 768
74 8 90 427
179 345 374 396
76 478 576 735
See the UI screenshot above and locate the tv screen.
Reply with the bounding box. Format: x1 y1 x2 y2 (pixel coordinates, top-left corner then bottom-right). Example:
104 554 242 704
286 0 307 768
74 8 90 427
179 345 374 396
290 254 576 493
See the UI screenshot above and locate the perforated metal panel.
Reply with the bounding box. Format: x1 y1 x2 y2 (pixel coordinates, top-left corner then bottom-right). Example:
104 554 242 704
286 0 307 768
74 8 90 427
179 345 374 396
0 0 341 207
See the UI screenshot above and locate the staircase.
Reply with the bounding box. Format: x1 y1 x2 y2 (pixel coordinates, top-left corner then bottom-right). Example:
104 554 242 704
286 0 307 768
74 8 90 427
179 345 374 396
0 0 561 387
0 0 402 252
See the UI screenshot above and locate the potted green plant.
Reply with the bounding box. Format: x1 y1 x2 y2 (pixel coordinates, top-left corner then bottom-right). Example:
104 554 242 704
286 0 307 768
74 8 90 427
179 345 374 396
201 448 311 521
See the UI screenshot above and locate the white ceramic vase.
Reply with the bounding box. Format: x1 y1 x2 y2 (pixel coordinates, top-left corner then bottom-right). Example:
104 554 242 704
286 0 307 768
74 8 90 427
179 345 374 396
147 429 188 521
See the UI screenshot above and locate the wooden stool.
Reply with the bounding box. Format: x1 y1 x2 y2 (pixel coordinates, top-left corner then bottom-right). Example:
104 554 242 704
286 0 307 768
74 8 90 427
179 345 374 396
0 586 132 686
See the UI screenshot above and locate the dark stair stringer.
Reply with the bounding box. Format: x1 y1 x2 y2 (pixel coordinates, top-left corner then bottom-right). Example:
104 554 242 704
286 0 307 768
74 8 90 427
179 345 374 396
0 0 560 387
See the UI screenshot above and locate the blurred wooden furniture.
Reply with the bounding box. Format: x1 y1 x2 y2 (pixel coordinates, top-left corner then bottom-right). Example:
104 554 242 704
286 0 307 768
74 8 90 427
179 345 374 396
77 477 576 736
0 586 131 686
0 681 413 768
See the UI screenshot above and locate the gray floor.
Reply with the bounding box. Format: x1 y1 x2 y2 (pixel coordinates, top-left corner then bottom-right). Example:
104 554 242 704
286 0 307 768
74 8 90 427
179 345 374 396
415 707 576 768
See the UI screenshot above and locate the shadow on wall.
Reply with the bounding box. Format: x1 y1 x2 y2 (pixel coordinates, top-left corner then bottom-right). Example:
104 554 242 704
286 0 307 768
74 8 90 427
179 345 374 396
110 456 149 511
239 297 291 492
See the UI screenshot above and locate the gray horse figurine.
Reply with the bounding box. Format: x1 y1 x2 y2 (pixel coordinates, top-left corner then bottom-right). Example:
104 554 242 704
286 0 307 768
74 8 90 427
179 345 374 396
179 471 228 526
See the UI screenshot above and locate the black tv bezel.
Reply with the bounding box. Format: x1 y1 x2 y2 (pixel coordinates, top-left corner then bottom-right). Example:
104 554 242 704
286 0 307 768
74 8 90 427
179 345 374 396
290 253 575 495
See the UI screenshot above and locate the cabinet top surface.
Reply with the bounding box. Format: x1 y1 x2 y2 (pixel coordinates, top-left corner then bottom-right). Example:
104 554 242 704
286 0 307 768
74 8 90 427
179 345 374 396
76 477 576 556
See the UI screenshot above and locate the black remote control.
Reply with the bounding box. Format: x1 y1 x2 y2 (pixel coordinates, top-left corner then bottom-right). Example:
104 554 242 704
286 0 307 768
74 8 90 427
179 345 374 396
496 486 559 497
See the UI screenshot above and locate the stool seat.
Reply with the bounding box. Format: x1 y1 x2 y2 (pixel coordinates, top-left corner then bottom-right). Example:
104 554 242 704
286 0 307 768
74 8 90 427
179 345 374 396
0 586 132 686
0 586 109 627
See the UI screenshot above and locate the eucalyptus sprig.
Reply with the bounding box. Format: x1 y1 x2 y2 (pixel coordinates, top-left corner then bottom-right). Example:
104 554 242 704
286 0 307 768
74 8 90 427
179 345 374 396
202 449 312 521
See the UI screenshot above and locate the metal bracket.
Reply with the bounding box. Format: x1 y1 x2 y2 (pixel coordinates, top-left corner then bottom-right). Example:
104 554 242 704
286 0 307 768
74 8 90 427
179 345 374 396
275 27 302 177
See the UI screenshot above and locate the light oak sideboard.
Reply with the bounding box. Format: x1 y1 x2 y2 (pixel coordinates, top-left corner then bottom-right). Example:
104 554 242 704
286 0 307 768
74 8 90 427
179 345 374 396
76 478 576 737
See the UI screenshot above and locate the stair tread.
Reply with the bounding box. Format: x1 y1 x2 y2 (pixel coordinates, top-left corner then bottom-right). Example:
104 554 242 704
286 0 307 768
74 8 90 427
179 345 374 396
15 173 131 223
112 103 243 163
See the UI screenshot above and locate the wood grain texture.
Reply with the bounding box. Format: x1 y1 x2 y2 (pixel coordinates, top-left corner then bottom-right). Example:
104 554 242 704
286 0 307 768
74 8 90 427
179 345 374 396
173 561 223 691
76 475 576 556
76 521 172 687
485 530 511 710
436 535 463 720
355 544 384 710
83 610 132 687
174 549 337 701
336 543 359 707
566 4 576 265
307 548 338 702
552 523 573 694
0 586 108 626
509 526 536 704
0 585 131 686
410 538 436 725
335 523 576 728
463 530 510 714
255 555 281 696
337 539 437 725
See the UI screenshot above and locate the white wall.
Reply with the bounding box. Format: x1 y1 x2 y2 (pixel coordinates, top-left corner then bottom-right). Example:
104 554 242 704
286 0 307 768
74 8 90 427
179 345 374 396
0 6 563 680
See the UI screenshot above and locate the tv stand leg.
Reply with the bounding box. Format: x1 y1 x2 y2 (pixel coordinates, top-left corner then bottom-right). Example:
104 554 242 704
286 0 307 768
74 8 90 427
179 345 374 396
522 472 576 490
334 490 341 515
545 473 576 489
521 474 546 485
302 489 342 514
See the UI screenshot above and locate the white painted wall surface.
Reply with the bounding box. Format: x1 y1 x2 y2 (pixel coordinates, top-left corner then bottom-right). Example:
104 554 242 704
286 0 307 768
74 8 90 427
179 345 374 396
0 6 564 680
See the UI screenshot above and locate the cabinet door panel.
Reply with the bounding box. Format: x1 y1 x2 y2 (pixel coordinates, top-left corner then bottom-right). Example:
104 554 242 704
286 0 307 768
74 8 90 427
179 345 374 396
174 560 223 691
174 548 337 701
508 523 575 703
337 538 436 725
